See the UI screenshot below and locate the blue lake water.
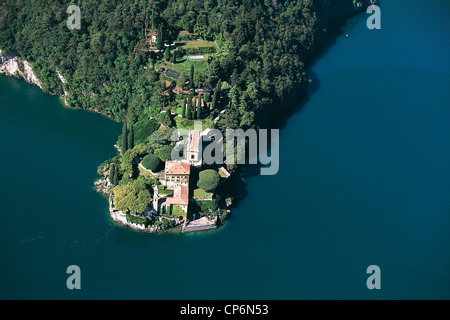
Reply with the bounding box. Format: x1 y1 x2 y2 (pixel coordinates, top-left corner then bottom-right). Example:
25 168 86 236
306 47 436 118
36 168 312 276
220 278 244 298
0 0 449 299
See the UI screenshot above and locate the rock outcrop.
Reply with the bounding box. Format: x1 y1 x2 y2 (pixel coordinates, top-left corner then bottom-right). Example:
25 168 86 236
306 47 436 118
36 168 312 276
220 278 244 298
0 49 43 90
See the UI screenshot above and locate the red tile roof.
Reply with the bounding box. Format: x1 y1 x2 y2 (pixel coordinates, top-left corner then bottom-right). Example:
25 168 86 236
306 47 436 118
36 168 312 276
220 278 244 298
165 185 189 205
165 161 190 175
187 130 200 153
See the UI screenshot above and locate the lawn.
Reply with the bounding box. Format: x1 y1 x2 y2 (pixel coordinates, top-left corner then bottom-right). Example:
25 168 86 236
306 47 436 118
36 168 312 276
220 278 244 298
175 116 195 130
193 188 213 198
139 166 153 178
158 185 174 196
155 55 208 73
218 170 228 178
171 56 209 74
174 96 186 115
176 39 217 50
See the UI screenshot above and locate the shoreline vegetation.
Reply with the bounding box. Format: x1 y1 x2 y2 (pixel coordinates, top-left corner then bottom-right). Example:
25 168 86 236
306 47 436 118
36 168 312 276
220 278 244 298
0 0 369 234
94 172 226 234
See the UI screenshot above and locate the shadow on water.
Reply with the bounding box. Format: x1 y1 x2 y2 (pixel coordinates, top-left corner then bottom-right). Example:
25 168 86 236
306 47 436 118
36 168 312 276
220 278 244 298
227 15 356 209
271 15 350 130
271 68 322 131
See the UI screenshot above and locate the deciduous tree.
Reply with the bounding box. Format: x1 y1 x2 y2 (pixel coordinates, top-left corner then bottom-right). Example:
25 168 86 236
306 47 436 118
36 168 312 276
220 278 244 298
113 180 151 214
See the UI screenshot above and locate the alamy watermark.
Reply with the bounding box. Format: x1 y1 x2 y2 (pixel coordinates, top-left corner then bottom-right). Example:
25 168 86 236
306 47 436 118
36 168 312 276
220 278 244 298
170 121 279 176
366 265 381 290
366 1 381 30
67 5 81 30
66 265 81 290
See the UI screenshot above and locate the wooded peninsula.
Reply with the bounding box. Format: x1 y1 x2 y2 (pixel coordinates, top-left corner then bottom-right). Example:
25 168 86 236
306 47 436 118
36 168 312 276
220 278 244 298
0 0 369 232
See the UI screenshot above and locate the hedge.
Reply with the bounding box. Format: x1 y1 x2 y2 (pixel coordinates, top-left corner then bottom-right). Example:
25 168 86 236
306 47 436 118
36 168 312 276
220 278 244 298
185 47 216 54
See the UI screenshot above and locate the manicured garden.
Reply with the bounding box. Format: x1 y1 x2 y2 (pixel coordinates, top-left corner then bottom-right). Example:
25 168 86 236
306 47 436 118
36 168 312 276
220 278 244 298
176 39 217 50
155 56 209 76
171 205 187 221
158 185 174 196
193 188 212 198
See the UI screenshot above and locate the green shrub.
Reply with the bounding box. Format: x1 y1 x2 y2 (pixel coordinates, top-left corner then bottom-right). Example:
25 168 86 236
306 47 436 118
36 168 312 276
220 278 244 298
126 213 155 227
155 218 175 229
196 198 219 215
197 169 220 192
142 153 162 171
185 47 216 54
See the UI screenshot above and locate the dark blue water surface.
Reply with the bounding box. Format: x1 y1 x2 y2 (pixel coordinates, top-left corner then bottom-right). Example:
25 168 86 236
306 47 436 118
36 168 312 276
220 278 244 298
0 0 449 299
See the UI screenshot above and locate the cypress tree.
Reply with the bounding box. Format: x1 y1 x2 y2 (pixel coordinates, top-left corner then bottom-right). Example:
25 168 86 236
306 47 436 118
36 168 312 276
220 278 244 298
109 164 115 185
110 164 119 186
211 81 220 110
196 97 201 119
182 97 187 118
128 124 134 150
156 24 164 51
177 73 187 89
114 165 119 186
190 64 195 89
211 92 216 110
164 47 171 61
121 121 128 155
186 97 192 119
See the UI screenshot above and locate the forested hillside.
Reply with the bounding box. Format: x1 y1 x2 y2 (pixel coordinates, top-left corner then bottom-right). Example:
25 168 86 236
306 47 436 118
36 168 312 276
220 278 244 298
0 0 365 127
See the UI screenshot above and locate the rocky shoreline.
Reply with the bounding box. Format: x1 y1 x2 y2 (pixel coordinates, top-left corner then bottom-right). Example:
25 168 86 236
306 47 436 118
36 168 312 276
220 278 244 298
1 1 370 235
0 49 116 121
0 49 43 90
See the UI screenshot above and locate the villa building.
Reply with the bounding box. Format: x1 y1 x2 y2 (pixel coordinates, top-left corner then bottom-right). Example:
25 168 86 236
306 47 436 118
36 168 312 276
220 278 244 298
153 160 191 218
161 161 190 188
150 32 157 43
153 184 189 215
185 129 201 166
164 185 189 213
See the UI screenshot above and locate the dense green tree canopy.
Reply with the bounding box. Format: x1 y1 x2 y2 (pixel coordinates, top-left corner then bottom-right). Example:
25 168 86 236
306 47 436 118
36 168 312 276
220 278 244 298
154 145 174 162
146 128 174 153
142 153 161 171
0 0 363 127
113 179 151 214
197 169 221 192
